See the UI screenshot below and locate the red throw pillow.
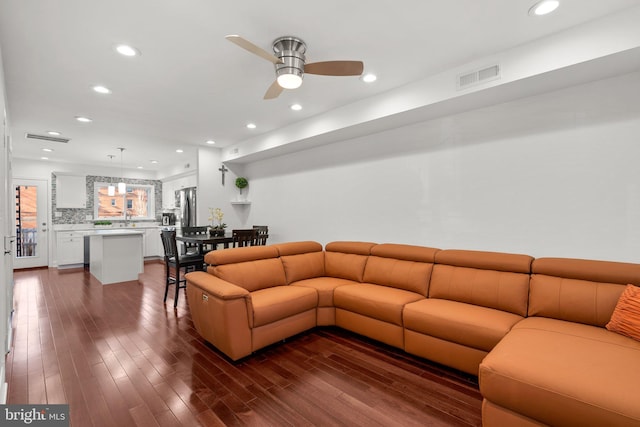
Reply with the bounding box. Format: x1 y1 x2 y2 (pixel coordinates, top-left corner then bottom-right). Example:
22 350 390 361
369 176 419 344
606 284 640 341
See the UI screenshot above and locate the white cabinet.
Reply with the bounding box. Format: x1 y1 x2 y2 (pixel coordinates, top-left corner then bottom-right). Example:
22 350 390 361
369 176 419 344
162 181 177 209
144 228 162 257
162 173 197 209
56 231 84 266
182 174 197 189
56 174 87 208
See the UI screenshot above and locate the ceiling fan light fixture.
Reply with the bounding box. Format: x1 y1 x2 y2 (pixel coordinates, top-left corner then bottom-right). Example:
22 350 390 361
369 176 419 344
277 72 303 89
226 34 364 99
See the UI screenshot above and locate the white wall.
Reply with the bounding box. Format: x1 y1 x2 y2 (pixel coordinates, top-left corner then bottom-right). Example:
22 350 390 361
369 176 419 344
197 147 247 230
240 71 640 263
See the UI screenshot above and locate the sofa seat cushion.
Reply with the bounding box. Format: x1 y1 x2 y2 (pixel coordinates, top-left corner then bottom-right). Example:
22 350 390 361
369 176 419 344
480 317 640 427
334 283 424 326
291 277 356 307
250 286 318 328
404 299 523 352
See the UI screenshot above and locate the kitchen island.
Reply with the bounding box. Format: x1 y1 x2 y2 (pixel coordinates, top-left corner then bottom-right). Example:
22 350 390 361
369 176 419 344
88 229 144 285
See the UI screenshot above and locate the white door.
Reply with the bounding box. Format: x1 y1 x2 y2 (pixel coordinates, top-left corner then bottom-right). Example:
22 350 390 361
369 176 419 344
13 178 48 269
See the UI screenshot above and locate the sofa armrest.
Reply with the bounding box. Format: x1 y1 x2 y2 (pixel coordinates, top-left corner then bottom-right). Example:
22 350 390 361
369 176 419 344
185 271 252 360
186 271 249 299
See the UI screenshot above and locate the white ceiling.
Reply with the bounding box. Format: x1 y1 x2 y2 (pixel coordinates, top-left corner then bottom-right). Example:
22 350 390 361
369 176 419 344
1 0 639 174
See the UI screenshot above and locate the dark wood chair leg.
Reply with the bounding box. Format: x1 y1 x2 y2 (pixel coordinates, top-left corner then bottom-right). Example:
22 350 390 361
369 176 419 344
163 262 170 303
174 267 181 308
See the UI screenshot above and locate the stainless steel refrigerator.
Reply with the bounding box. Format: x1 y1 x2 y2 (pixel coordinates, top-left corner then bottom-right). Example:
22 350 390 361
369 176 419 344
176 187 197 229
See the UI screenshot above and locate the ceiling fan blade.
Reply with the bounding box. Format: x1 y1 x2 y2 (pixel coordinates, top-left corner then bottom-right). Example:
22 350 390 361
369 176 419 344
225 35 283 65
304 61 364 76
264 81 284 100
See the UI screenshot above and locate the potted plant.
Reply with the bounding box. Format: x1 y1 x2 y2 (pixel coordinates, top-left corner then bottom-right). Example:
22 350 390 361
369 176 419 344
235 177 248 201
94 220 112 228
208 207 227 236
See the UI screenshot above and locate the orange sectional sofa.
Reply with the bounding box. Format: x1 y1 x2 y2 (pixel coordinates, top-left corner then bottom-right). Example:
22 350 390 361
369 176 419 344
185 241 640 427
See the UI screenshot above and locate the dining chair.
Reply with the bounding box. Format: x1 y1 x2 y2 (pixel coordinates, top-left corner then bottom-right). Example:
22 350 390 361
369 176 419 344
252 225 269 246
232 229 258 247
160 229 205 308
181 226 211 253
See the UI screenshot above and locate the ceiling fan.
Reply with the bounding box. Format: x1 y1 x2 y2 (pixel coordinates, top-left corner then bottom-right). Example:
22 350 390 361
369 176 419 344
225 35 364 99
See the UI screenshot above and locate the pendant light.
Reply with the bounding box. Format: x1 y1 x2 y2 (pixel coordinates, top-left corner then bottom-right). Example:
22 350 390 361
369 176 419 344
107 155 116 196
117 147 126 195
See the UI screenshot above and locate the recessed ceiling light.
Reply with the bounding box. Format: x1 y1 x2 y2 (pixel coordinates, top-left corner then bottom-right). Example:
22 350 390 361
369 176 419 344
40 157 49 160
115 44 140 57
42 148 53 152
290 104 302 111
92 85 111 94
150 160 158 164
47 131 61 136
206 140 216 145
361 73 377 83
137 166 143 169
246 123 257 129
529 0 559 16
75 116 92 123
176 149 184 153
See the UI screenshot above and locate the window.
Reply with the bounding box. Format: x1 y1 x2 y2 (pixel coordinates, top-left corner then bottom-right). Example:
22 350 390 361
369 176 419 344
94 182 155 220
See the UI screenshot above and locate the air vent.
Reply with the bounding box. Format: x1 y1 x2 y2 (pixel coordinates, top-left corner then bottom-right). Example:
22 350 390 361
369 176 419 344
456 64 500 90
25 133 70 143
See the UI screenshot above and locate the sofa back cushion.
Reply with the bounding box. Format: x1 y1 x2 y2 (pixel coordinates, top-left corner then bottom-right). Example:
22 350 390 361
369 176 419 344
274 241 326 284
430 249 533 316
363 244 439 295
212 259 287 292
325 241 376 282
273 241 323 257
529 257 640 327
206 245 287 292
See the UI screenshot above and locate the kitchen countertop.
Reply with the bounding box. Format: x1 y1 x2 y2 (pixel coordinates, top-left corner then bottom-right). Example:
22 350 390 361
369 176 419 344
83 229 145 236
54 223 161 231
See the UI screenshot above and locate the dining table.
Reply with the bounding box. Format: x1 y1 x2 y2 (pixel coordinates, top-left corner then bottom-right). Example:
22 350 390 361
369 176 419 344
175 233 234 255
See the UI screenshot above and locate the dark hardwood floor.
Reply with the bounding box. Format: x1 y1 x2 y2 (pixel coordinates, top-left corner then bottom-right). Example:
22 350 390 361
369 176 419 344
7 263 482 426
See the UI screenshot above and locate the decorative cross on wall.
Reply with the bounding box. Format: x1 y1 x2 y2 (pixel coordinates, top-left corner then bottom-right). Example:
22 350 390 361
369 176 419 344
218 164 229 185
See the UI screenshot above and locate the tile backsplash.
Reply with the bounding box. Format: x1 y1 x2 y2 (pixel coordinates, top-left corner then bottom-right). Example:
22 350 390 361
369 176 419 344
52 173 162 225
